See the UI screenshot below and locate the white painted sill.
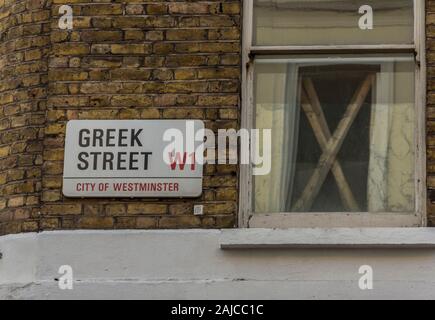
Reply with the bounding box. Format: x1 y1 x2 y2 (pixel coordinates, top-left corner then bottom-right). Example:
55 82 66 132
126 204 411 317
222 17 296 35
219 228 435 249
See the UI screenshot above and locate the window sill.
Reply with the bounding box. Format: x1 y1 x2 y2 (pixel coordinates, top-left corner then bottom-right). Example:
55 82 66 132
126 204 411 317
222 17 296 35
220 228 435 250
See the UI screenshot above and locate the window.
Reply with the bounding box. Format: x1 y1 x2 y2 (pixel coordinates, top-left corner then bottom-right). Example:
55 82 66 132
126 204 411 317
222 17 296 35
240 0 426 228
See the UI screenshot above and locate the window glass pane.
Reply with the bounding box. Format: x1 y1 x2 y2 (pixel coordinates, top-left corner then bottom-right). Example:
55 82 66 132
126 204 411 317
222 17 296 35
253 54 415 213
253 0 414 46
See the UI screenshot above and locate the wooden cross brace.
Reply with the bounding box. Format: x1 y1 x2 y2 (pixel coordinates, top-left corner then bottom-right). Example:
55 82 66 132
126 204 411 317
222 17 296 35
291 74 375 212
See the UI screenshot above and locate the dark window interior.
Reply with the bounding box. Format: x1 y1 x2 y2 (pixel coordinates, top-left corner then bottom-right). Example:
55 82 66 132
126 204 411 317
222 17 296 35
290 65 379 212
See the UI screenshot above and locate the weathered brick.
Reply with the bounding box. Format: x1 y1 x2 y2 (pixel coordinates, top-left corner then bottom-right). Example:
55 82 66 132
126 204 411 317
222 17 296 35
204 202 237 215
0 0 243 236
53 43 90 55
8 196 25 208
126 4 145 15
42 190 61 202
77 217 114 229
127 204 167 215
136 217 157 228
168 3 209 14
81 4 122 16
42 204 82 216
216 188 238 201
0 146 10 158
159 216 201 228
146 4 168 15
22 221 38 232
81 31 123 42
169 204 193 215
115 217 137 229
106 204 126 216
166 29 207 41
40 218 59 230
111 44 151 55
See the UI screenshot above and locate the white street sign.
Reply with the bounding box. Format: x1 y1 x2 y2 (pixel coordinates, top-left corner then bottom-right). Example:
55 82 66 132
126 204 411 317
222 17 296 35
63 120 204 198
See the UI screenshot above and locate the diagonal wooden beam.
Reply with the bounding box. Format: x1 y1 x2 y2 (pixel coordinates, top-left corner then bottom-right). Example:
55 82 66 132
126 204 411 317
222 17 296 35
300 80 360 211
292 74 375 212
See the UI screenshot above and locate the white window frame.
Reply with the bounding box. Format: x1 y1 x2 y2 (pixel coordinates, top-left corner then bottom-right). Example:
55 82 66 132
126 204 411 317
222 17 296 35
240 0 427 228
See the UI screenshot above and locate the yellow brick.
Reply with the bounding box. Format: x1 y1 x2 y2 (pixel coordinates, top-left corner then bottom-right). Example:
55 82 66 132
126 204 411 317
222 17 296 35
0 199 6 210
22 221 39 232
42 204 82 216
77 217 114 229
52 43 90 56
42 191 61 202
204 202 237 214
111 44 150 55
159 216 201 228
169 204 193 215
40 218 60 230
43 149 64 161
141 108 161 119
136 217 157 228
0 146 10 157
8 196 25 208
127 204 167 215
216 188 238 201
45 123 65 135
106 204 126 216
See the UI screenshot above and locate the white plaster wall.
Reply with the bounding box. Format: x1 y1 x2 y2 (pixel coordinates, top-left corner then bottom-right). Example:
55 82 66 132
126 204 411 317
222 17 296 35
1 230 435 300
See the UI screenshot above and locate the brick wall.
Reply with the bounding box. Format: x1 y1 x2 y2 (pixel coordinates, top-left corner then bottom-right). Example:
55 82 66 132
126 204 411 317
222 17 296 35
0 0 241 235
0 0 49 235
